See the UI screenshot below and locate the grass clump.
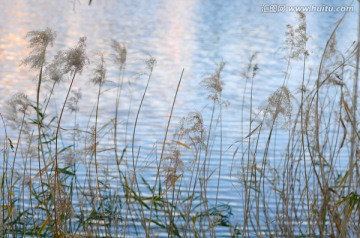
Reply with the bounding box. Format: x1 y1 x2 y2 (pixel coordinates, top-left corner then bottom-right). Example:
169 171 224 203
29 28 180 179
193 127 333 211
1 11 360 237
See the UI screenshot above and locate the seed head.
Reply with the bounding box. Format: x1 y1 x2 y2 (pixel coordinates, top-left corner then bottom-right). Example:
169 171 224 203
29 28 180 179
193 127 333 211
285 12 308 59
201 62 225 102
21 28 56 69
45 52 66 83
67 89 82 113
178 111 207 147
63 37 88 74
262 86 293 128
91 53 106 86
145 55 156 72
4 93 31 131
111 40 127 65
45 37 88 79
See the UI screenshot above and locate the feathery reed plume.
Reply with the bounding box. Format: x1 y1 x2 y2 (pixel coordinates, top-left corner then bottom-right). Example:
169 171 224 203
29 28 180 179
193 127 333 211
4 93 31 170
43 38 87 115
261 86 293 128
162 146 184 189
178 111 207 148
21 28 56 69
4 93 31 131
45 55 66 84
285 12 308 60
42 51 68 114
67 89 82 113
145 55 156 72
54 37 88 75
176 111 208 234
111 40 127 66
91 53 107 86
200 62 225 102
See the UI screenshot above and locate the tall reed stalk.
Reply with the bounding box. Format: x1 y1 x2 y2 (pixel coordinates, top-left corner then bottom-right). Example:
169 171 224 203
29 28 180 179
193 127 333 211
146 68 184 237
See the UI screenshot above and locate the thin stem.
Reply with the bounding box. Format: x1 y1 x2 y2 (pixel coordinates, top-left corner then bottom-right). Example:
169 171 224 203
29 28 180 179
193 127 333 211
131 68 153 168
114 64 125 164
215 95 223 207
147 69 184 237
54 70 77 237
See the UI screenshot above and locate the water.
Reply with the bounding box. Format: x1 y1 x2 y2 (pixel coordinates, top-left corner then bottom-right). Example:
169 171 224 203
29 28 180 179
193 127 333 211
0 0 358 236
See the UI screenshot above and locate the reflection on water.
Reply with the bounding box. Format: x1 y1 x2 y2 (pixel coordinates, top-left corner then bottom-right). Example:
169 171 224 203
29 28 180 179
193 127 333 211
0 0 357 108
0 0 358 236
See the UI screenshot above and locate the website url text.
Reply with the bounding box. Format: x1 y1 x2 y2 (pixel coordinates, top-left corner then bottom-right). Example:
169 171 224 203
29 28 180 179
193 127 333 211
262 5 354 13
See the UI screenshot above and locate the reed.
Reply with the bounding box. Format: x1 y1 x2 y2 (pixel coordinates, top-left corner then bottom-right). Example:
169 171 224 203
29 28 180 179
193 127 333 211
1 10 360 237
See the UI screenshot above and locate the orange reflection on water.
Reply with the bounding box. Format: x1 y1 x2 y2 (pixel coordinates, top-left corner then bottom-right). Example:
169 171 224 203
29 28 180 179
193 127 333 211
154 0 196 66
0 32 28 62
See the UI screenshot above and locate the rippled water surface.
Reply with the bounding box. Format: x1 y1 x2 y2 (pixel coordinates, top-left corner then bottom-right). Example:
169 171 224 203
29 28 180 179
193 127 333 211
0 0 358 236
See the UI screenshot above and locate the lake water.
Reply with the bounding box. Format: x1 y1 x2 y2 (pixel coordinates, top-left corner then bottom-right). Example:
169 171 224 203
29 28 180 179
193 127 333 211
0 0 358 236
